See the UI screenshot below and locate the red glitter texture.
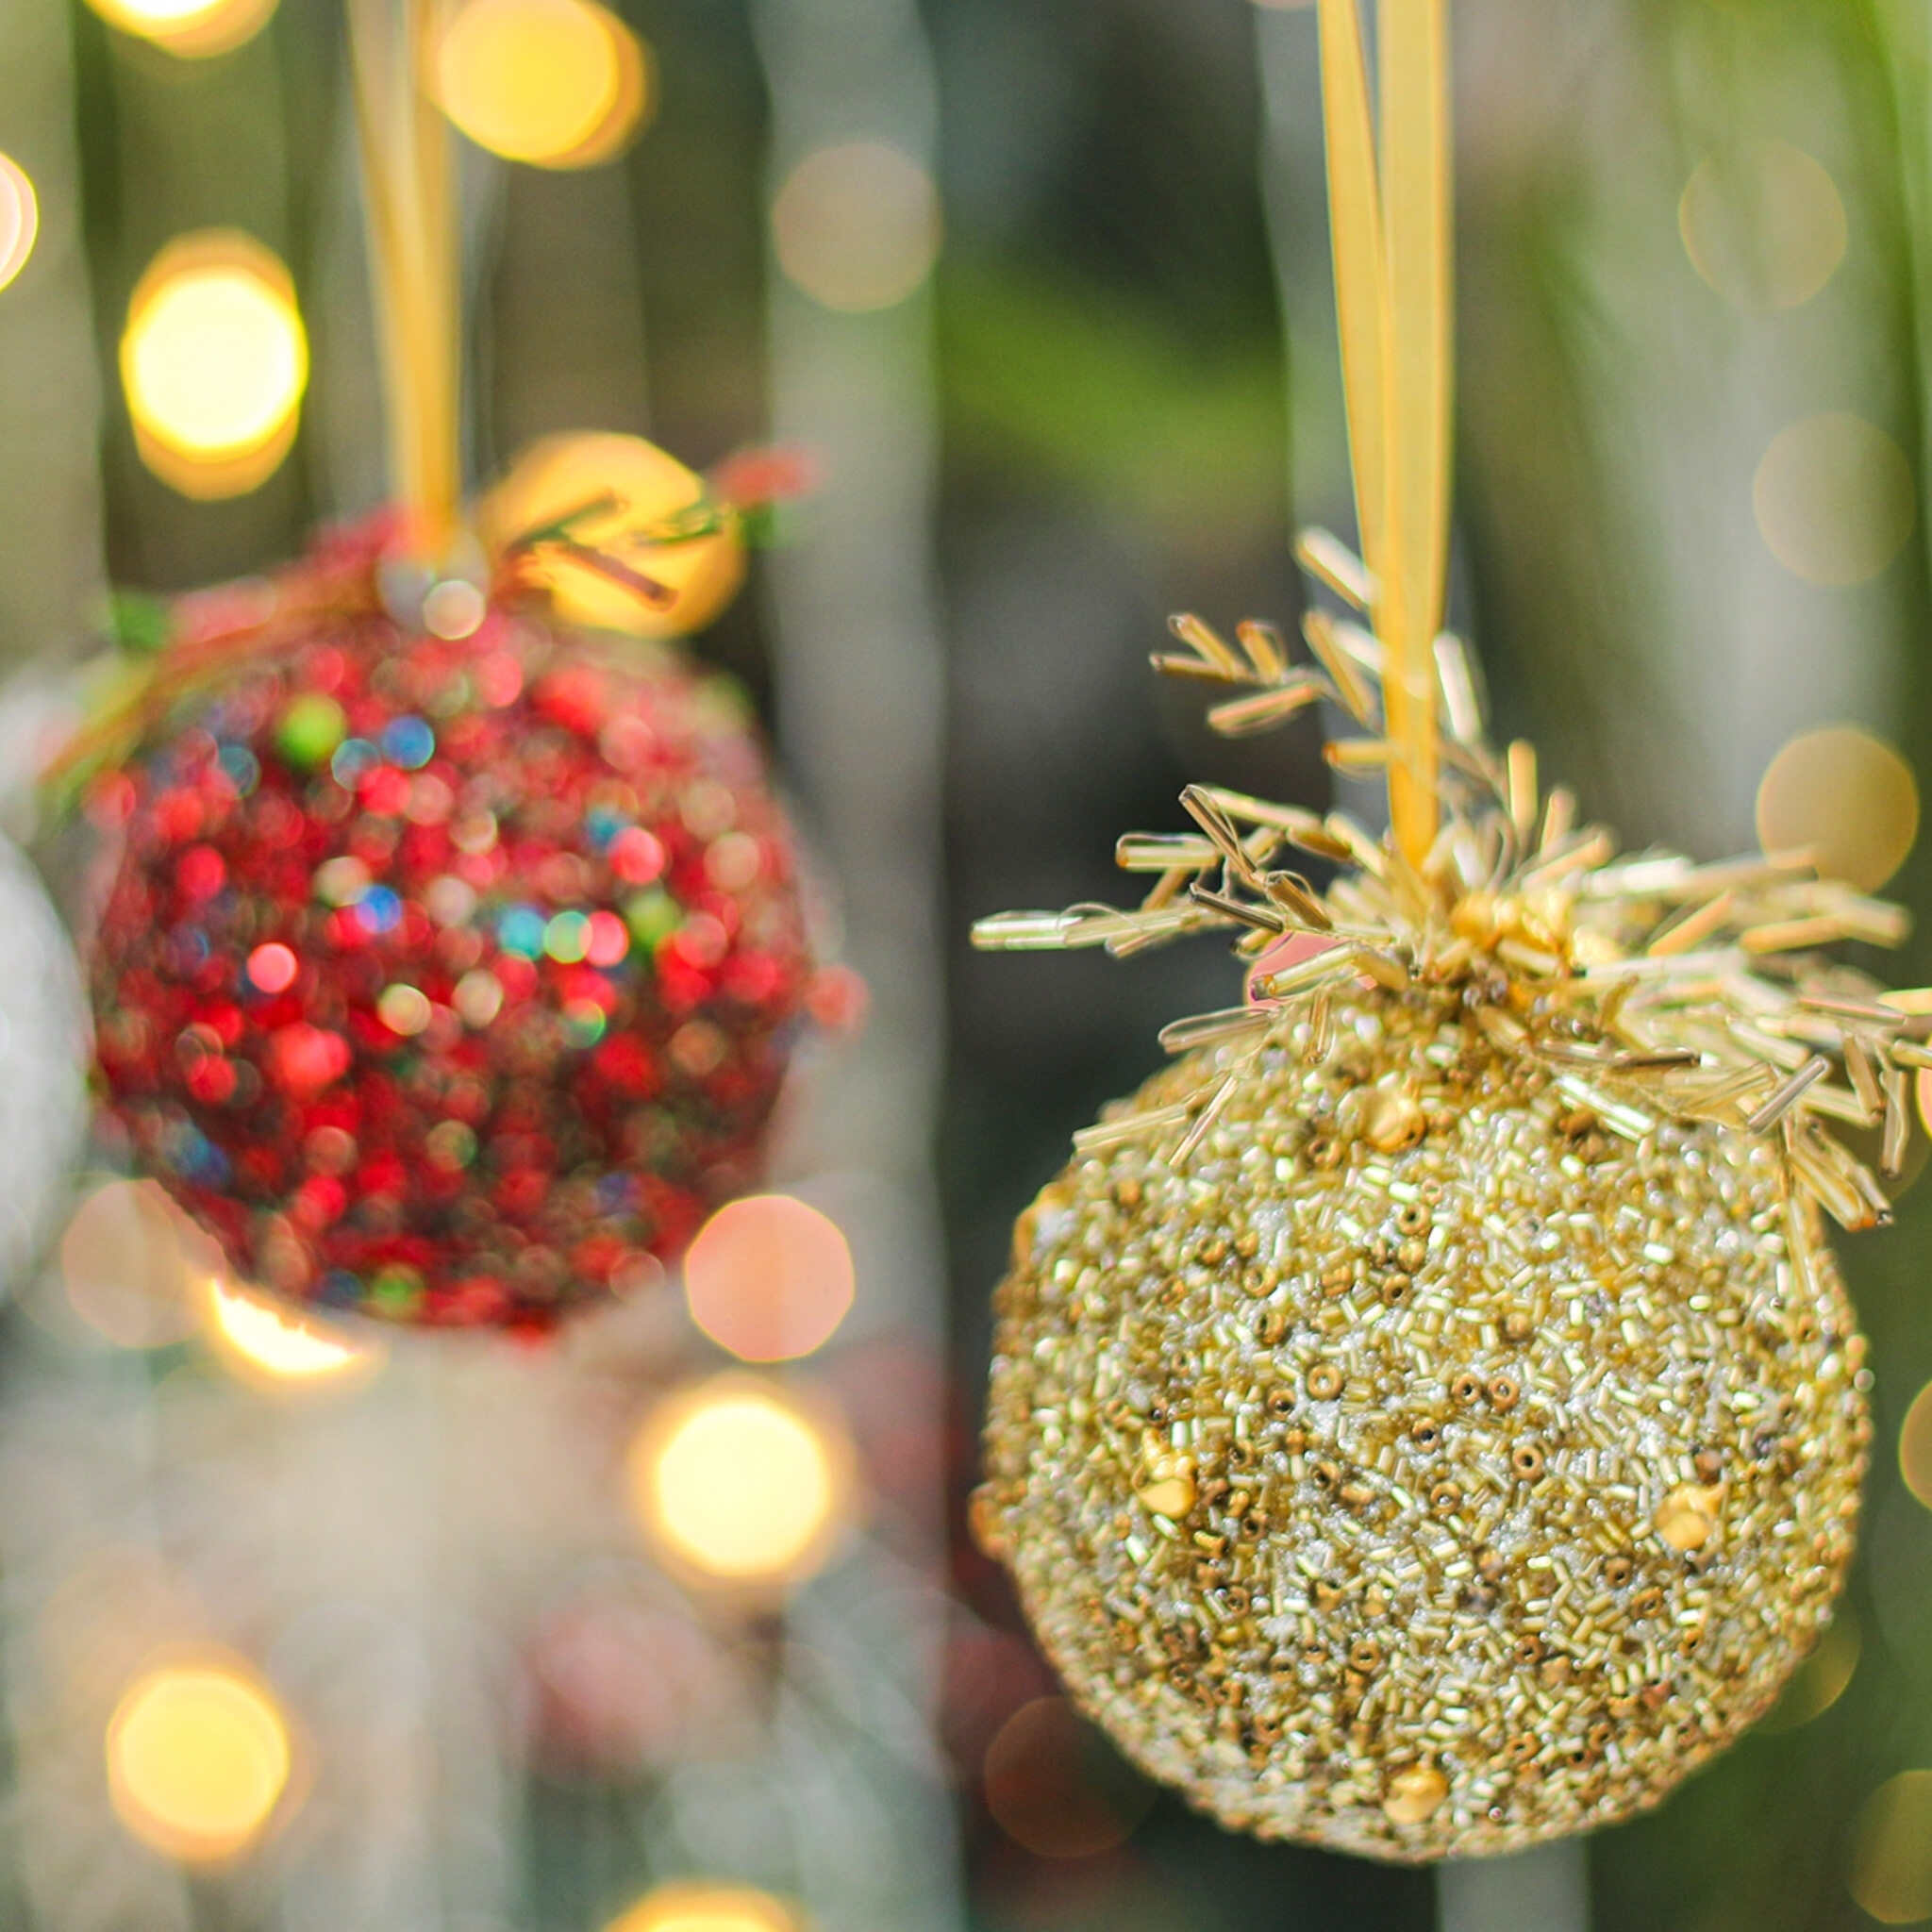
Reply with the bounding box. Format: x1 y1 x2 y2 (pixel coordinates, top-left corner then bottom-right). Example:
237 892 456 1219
87 528 812 1331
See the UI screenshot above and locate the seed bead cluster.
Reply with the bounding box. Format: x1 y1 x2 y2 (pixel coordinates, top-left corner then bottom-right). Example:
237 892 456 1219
87 532 811 1330
974 992 1869 1860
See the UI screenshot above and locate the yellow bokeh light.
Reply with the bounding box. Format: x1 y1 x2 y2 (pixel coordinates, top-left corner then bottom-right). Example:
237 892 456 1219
684 1194 856 1363
121 232 308 497
436 0 652 169
1753 412 1916 588
0 153 39 294
1755 724 1919 894
106 1657 292 1864
1680 141 1847 312
204 1276 383 1391
1850 1771 1932 1924
59 1179 203 1350
477 432 745 638
84 0 277 57
1901 1380 1932 1511
772 141 942 312
606 1881 800 1932
629 1375 851 1590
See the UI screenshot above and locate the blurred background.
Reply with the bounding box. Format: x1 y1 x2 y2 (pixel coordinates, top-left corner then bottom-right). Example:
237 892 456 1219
1 0 1932 1926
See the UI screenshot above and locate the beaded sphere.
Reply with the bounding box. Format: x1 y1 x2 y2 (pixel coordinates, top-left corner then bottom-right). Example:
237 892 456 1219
975 991 1869 1861
87 538 811 1330
0 834 90 1290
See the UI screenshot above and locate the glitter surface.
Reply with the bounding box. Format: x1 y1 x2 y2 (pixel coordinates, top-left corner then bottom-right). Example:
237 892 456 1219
87 529 811 1330
977 995 1869 1860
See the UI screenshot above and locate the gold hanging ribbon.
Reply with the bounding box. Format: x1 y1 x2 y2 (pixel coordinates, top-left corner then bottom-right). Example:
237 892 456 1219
1316 0 1452 871
346 0 461 556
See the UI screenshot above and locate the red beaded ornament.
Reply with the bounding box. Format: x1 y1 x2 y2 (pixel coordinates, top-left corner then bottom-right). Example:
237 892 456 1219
84 521 812 1331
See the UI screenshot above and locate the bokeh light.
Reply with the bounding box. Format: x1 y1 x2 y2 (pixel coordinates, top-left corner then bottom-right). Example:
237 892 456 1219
120 231 308 498
436 0 652 169
0 153 39 294
477 432 745 638
106 1657 292 1864
982 1696 1153 1858
1755 724 1919 893
684 1194 857 1363
772 141 942 312
59 1179 202 1350
628 1374 851 1590
83 0 276 58
1901 1381 1932 1512
1680 140 1847 311
204 1276 383 1391
1850 1771 1932 1924
1753 412 1916 587
605 1882 799 1932
1761 1616 1860 1733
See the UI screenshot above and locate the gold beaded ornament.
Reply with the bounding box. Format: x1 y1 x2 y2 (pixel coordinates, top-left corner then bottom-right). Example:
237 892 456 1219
970 0 1907 1863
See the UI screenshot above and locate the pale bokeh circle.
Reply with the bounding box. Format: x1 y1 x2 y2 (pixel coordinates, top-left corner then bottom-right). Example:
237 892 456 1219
684 1194 856 1362
1680 141 1847 311
983 1696 1152 1858
60 1180 200 1349
772 141 941 312
1753 413 1916 587
1850 1770 1932 1924
1755 724 1918 893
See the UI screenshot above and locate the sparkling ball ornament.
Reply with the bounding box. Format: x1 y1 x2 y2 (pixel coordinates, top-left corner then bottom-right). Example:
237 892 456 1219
83 521 811 1329
0 833 90 1289
973 603 1903 1859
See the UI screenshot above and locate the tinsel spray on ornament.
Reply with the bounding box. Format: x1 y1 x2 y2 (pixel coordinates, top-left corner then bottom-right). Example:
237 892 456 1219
971 0 1897 1862
55 5 821 1332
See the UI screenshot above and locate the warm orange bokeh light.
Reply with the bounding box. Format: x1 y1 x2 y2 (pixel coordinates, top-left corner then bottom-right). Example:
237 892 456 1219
106 1657 292 1864
204 1276 383 1391
121 232 308 498
436 0 652 169
478 432 745 638
0 153 39 294
84 0 277 57
628 1375 850 1590
59 1179 202 1350
1755 724 1919 894
685 1194 857 1363
772 141 941 312
605 1881 800 1932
